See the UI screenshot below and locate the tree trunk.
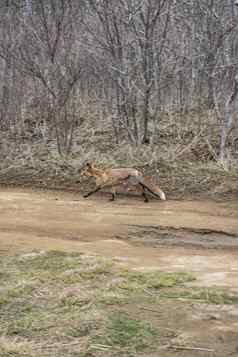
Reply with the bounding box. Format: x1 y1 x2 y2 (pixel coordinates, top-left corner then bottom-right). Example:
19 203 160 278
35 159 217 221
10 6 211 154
219 75 238 162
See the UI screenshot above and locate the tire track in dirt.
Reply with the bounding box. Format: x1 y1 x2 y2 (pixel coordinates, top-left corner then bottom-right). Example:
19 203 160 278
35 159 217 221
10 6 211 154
0 187 238 289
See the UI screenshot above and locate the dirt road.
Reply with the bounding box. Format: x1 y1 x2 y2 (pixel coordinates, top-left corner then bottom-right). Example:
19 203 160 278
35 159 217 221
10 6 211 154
1 187 238 289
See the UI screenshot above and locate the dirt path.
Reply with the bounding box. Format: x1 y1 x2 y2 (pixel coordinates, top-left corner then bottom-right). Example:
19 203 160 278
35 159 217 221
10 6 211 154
1 187 238 289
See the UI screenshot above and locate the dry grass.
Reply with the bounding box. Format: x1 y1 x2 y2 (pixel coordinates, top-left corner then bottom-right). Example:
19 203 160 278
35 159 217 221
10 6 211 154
0 110 237 199
0 336 35 357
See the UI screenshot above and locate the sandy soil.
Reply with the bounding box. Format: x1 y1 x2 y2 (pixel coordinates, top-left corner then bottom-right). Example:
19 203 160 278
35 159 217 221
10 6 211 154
1 187 238 356
0 187 238 290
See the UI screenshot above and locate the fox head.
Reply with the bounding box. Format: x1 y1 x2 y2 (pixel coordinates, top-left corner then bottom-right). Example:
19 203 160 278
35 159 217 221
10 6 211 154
81 162 95 177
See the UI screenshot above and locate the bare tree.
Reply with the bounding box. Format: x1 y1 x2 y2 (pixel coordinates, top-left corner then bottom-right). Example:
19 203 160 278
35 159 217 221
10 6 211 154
84 0 172 145
219 72 238 161
0 0 84 155
0 0 236 164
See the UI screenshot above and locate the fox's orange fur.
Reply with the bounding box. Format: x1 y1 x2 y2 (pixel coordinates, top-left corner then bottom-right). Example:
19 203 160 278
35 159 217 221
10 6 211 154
81 162 166 202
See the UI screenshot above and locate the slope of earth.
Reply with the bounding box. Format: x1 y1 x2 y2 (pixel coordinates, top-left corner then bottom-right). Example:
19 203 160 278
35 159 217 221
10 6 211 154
0 187 238 289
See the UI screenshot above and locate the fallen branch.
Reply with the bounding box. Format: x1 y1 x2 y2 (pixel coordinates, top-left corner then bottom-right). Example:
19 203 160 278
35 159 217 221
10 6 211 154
0 165 23 176
168 345 215 353
36 340 82 349
143 288 158 296
90 343 112 351
172 129 205 160
139 306 161 314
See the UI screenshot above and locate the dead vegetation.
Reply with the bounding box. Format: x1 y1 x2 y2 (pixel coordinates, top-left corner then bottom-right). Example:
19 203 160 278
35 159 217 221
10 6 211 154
0 111 237 200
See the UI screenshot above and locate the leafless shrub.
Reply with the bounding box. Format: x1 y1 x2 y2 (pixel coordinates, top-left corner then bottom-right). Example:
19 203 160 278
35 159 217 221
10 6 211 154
0 0 236 167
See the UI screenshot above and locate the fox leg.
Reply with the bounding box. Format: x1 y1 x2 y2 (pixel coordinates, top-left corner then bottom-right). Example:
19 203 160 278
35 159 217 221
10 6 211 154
142 191 149 202
136 184 149 202
83 177 105 198
84 185 116 200
83 185 102 198
141 186 149 202
84 176 131 200
109 187 116 201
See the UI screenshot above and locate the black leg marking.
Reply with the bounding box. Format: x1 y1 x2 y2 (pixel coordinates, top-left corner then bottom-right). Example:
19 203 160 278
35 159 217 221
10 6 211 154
84 175 132 200
139 182 160 200
83 186 101 198
109 193 115 201
142 191 149 203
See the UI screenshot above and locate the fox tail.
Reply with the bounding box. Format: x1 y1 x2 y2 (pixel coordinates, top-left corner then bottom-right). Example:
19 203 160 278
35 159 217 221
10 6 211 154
138 179 166 201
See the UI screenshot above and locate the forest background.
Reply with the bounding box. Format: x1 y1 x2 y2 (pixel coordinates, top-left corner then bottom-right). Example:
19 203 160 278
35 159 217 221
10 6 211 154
0 0 237 199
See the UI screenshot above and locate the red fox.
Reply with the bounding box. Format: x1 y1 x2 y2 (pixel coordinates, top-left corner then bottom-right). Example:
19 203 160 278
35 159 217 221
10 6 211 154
81 162 166 202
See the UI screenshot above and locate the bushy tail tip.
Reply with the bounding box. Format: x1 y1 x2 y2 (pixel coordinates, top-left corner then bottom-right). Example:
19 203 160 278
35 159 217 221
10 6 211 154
159 190 166 201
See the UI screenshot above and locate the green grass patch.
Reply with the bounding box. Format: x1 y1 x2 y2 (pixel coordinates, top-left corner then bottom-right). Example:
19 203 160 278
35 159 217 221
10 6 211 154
160 288 238 304
91 312 158 353
97 291 129 306
2 249 237 357
16 250 82 272
0 283 36 307
118 269 195 292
